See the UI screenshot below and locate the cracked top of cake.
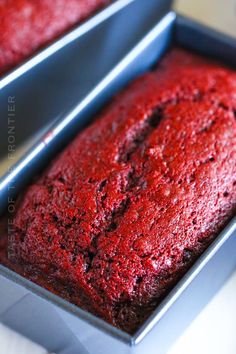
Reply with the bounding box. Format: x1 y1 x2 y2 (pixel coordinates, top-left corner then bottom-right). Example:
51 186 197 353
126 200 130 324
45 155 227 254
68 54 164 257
9 48 236 333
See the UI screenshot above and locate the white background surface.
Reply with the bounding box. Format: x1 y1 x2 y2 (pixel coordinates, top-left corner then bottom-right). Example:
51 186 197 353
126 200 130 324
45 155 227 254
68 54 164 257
0 0 235 353
168 271 236 354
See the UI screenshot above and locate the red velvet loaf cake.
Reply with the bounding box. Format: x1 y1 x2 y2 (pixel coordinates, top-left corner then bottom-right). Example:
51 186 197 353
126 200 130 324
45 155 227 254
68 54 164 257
8 49 236 333
0 0 110 75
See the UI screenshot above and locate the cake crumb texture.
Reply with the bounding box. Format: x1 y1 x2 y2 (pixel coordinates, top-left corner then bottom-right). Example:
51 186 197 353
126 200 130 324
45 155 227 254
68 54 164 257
9 49 236 333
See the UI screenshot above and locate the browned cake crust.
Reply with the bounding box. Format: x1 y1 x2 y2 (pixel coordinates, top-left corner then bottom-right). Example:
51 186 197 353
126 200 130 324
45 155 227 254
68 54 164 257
7 48 236 333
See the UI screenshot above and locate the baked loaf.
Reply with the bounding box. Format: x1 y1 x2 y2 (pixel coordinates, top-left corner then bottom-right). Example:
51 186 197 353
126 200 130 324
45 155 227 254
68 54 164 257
9 49 236 333
0 0 110 75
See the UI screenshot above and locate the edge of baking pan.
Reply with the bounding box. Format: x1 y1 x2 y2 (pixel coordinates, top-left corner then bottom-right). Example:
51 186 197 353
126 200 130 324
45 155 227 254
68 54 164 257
0 12 236 347
133 216 236 345
0 0 136 90
175 14 236 66
0 263 132 344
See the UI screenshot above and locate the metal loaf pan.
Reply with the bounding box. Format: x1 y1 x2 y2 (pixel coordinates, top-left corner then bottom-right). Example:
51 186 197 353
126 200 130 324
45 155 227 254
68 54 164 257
0 11 236 354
